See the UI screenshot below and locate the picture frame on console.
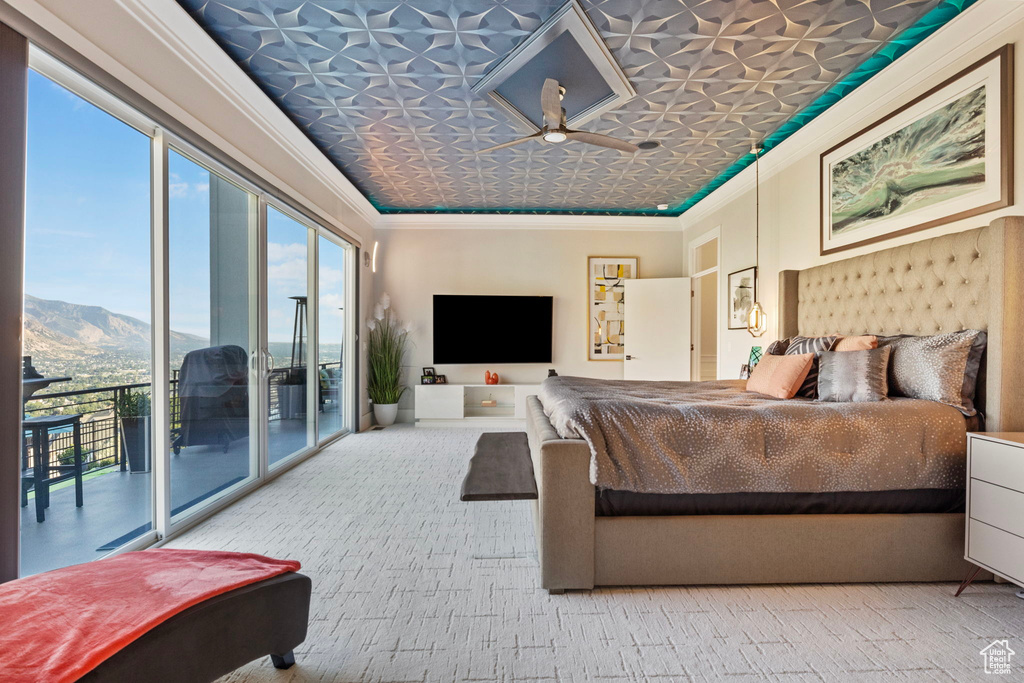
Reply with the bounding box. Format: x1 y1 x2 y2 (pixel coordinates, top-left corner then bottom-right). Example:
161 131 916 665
820 45 1013 256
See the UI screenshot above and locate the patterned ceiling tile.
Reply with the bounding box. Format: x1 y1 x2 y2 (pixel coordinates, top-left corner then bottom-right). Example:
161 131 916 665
177 0 974 215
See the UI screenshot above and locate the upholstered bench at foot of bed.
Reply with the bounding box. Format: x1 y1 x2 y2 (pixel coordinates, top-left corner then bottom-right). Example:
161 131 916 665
81 572 312 683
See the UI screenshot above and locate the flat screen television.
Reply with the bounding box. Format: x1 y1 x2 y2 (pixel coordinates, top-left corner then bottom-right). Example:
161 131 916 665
433 295 553 364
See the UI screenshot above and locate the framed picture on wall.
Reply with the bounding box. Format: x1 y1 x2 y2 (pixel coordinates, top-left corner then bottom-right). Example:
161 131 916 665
727 267 756 330
820 45 1013 256
588 256 638 361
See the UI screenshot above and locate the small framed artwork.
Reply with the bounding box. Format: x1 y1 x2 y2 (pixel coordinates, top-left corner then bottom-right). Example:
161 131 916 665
420 375 435 385
422 367 435 376
435 375 447 384
727 267 756 330
739 364 751 380
588 256 638 361
820 45 1012 255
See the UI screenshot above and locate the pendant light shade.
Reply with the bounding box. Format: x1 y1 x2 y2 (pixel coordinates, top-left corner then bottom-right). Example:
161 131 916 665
747 301 767 337
747 143 768 338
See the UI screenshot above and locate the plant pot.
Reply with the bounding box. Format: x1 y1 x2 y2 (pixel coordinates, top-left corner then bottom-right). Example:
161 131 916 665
373 403 399 427
277 384 306 420
120 416 151 473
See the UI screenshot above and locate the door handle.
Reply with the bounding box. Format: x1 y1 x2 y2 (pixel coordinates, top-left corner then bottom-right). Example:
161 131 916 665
626 355 636 360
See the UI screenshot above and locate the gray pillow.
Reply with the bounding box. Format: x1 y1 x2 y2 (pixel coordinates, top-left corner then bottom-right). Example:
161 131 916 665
784 335 839 398
876 329 984 415
817 347 891 403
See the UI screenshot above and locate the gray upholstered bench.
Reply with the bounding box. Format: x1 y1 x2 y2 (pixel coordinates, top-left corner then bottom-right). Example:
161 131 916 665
460 432 537 502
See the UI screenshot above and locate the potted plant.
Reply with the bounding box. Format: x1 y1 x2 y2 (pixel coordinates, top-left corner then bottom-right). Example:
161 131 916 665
116 388 151 473
367 293 409 427
276 367 307 420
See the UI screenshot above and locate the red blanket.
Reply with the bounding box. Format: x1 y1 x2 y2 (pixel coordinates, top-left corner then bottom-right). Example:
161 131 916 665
0 549 301 683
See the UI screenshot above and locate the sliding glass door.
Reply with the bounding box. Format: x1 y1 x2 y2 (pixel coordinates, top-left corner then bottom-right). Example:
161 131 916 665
21 68 156 575
167 149 259 520
265 206 315 468
317 235 348 441
16 48 355 576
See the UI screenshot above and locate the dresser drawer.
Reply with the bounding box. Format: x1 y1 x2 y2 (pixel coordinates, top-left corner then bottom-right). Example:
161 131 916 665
970 479 1024 538
970 437 1024 494
968 519 1024 585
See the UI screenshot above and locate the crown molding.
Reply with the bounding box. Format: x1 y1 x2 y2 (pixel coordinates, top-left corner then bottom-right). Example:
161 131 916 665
116 0 379 226
377 213 683 232
1 0 379 238
678 0 1023 235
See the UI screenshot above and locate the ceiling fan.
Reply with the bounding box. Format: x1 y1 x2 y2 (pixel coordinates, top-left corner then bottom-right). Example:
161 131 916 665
479 78 639 154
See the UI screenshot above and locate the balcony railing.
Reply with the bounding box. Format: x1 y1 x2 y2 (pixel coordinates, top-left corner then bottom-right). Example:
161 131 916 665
23 361 342 474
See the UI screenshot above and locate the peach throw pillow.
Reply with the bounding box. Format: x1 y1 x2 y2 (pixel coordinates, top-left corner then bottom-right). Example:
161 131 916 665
834 335 878 352
746 353 814 399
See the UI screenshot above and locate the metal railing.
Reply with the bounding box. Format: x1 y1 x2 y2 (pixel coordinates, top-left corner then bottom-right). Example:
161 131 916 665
23 361 342 473
24 382 157 473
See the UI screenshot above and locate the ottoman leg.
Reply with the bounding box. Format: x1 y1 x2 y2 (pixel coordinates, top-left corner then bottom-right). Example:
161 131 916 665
270 651 296 669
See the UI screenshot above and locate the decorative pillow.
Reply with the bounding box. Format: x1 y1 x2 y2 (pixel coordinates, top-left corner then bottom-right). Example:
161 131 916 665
876 329 984 415
745 353 814 399
784 335 839 398
817 347 891 403
834 335 878 352
766 338 790 355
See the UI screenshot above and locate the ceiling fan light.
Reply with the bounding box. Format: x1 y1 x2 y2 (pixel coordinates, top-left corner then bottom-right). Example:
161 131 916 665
543 130 567 143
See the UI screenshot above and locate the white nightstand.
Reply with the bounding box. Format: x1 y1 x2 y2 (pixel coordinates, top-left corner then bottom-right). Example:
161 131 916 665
960 433 1024 597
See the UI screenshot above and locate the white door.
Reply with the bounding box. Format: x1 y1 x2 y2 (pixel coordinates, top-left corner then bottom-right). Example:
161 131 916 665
623 278 691 381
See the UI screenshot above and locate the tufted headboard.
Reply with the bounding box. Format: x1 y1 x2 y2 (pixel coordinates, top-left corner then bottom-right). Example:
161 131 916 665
779 216 1024 431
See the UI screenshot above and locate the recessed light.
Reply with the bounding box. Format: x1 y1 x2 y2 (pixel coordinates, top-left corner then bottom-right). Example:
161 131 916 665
637 140 660 150
657 204 669 211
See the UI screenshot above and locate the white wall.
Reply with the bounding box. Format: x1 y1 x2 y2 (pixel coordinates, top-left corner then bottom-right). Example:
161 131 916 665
375 226 684 419
681 0 1024 377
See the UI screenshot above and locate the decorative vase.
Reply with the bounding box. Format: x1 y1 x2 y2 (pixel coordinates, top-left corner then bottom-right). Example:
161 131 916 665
120 416 152 473
485 371 500 385
373 403 399 427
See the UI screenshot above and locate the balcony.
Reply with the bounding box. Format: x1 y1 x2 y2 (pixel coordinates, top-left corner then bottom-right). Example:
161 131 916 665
20 365 343 576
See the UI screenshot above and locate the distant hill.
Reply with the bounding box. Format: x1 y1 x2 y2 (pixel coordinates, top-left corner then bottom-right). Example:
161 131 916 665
24 294 207 355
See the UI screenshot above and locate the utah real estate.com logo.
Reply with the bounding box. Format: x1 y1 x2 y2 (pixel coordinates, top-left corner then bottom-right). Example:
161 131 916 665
981 640 1015 675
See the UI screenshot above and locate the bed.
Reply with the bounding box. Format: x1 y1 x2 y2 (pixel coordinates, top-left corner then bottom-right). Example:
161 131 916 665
525 216 1024 591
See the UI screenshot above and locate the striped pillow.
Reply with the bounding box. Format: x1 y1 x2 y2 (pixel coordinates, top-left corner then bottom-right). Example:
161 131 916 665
817 347 892 402
784 335 839 398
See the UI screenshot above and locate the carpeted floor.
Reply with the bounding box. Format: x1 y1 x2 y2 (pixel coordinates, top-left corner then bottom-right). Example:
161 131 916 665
164 425 1023 682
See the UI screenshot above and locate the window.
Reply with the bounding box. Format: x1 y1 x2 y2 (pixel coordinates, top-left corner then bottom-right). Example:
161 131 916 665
266 206 315 468
168 149 258 519
13 49 356 576
21 69 154 574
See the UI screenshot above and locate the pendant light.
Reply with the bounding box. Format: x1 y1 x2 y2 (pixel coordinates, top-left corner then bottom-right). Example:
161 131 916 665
747 143 768 337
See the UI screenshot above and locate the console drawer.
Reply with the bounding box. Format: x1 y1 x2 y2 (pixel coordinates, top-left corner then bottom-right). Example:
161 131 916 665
970 479 1024 538
970 437 1024 494
968 519 1024 585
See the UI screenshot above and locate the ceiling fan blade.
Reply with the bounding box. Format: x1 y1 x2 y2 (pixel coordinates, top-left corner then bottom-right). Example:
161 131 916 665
541 78 562 130
478 132 542 153
565 130 639 154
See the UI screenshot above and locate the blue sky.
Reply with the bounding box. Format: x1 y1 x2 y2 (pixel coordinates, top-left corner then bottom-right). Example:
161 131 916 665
25 70 345 345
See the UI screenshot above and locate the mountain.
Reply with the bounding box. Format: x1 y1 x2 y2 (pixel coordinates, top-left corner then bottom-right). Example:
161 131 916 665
24 294 207 354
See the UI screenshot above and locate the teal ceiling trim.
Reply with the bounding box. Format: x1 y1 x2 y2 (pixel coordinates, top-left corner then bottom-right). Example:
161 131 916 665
377 206 666 217
670 0 978 218
180 0 971 217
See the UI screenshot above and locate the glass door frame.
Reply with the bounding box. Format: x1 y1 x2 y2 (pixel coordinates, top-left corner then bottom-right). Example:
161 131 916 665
21 45 358 564
315 229 356 446
26 49 162 557
263 200 356 454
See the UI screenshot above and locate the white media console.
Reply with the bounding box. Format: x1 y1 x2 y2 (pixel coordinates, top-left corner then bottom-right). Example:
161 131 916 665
414 384 541 426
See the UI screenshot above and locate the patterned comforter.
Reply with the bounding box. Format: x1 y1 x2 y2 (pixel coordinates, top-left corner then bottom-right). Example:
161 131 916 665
538 376 969 495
